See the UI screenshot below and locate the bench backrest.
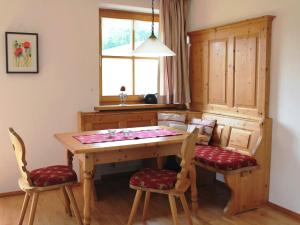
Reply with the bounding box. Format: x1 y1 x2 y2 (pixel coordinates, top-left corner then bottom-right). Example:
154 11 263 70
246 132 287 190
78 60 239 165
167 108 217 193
202 113 264 156
159 111 264 156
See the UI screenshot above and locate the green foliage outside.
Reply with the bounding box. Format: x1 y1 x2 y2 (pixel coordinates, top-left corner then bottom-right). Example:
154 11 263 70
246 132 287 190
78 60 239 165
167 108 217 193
102 26 159 50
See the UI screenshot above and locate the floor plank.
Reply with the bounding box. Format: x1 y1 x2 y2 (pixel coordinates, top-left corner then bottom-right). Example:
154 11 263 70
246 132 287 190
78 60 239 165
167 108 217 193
0 177 299 225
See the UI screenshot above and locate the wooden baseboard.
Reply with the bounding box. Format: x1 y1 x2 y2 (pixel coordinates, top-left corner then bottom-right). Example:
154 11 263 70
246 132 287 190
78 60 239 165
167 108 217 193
0 183 81 198
267 201 300 220
0 190 24 198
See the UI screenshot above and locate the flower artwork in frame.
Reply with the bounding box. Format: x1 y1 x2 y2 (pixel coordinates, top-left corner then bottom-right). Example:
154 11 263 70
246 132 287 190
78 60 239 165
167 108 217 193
5 32 39 73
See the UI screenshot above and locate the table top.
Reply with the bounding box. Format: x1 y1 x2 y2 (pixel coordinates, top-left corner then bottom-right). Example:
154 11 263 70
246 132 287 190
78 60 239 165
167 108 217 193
54 126 188 154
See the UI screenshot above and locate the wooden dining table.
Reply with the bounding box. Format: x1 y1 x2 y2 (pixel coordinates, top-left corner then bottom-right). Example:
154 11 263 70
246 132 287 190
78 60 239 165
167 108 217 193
55 126 198 225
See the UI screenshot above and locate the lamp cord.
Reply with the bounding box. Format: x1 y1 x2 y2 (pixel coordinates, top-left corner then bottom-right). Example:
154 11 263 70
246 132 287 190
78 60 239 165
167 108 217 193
150 0 156 38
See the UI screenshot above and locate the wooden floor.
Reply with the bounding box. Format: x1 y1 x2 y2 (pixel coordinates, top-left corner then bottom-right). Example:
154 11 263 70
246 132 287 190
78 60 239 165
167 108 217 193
0 176 299 225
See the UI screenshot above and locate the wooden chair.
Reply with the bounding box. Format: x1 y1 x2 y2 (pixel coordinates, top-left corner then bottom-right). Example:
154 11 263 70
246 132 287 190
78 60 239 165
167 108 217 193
127 128 198 225
8 128 83 225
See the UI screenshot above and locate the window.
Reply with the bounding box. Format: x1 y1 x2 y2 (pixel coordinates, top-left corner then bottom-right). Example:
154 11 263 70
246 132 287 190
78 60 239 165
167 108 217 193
99 9 159 104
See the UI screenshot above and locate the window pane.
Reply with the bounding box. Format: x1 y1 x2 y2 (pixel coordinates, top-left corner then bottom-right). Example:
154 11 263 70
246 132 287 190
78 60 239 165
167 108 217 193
102 58 133 96
102 18 133 56
134 21 159 49
135 59 158 95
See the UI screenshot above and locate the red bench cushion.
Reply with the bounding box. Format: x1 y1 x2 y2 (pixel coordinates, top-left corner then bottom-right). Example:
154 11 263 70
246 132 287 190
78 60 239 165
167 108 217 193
195 145 257 171
30 165 77 187
130 168 177 190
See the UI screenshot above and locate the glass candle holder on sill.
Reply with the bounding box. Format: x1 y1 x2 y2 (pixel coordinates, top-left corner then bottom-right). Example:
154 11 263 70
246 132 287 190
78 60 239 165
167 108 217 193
119 91 127 105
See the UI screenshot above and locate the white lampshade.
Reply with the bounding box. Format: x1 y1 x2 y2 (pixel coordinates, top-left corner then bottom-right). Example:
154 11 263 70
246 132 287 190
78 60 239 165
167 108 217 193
133 37 176 57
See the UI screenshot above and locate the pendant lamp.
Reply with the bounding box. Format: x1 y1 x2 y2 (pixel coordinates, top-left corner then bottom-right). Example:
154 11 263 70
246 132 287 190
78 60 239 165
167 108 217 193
133 0 176 57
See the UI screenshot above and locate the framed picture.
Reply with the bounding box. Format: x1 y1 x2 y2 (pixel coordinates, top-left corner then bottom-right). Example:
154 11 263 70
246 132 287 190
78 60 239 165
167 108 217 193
5 32 39 73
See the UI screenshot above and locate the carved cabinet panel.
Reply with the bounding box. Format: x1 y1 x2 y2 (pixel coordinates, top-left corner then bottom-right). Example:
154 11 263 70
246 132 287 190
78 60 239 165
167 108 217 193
189 16 274 118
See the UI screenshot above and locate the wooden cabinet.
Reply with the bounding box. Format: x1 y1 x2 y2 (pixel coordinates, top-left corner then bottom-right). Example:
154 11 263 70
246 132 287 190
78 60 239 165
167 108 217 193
189 16 274 118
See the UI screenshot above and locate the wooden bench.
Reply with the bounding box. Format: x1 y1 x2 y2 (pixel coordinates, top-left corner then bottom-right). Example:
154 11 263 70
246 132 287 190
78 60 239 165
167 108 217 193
158 111 272 215
195 113 272 215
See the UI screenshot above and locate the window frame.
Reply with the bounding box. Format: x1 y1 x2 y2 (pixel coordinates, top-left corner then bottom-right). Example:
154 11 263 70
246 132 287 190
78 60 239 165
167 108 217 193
99 9 159 104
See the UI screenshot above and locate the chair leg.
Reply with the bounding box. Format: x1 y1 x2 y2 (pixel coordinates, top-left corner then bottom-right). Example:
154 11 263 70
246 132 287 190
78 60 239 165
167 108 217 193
127 190 143 225
142 191 151 221
168 194 179 225
18 192 30 225
62 187 72 217
65 186 83 225
179 194 193 225
28 192 39 225
189 164 198 211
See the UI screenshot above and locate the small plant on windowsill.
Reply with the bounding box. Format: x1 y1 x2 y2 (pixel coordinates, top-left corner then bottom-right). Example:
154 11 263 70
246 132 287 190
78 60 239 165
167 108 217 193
119 86 127 105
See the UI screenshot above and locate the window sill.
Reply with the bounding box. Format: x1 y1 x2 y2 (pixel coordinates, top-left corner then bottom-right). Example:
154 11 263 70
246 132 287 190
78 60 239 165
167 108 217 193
94 104 185 112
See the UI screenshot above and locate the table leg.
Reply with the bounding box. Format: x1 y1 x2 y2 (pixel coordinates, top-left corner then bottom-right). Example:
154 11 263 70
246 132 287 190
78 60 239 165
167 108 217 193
83 154 94 225
156 157 165 169
65 150 74 214
157 155 168 169
189 164 198 211
67 150 74 168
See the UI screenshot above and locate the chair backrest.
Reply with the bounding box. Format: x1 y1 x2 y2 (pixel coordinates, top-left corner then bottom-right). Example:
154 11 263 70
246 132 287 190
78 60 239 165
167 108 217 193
175 128 198 191
8 128 32 186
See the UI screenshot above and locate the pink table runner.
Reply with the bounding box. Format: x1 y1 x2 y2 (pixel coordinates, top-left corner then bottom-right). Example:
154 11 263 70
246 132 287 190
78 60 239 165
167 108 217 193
73 128 183 144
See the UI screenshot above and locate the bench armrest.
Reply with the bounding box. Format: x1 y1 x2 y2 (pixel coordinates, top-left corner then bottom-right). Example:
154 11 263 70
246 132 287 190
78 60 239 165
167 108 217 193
251 118 265 155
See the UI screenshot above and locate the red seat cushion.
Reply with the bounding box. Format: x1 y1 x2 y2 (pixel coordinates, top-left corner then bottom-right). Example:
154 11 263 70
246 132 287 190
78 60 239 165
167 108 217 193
30 165 77 187
130 168 177 190
195 145 257 171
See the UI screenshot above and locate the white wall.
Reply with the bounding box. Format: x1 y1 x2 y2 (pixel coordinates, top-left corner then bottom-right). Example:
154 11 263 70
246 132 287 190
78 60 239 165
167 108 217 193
0 0 152 193
188 0 300 213
99 0 159 13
